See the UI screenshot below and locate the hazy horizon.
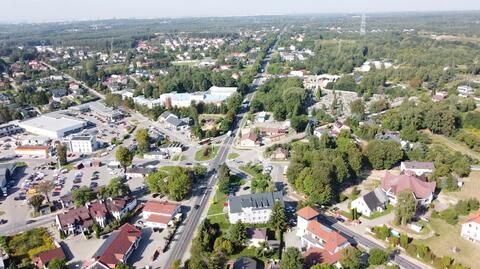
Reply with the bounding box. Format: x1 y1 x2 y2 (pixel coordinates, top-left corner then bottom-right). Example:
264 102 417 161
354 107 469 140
2 0 480 23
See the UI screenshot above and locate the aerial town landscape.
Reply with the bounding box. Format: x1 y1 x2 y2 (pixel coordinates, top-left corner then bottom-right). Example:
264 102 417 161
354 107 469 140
1 1 480 269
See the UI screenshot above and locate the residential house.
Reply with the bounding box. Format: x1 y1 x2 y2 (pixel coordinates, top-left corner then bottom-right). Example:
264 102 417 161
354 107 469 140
351 188 389 217
233 257 258 269
240 131 259 147
297 206 321 237
301 220 350 267
142 200 181 229
331 121 350 136
33 247 66 269
272 148 289 160
86 223 141 269
461 209 480 243
458 85 475 97
246 228 267 248
106 197 137 220
400 161 435 176
55 206 94 235
87 201 108 228
52 89 68 102
381 172 436 205
228 191 283 224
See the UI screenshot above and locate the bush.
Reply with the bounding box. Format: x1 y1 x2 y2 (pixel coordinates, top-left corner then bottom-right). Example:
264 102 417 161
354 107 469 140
406 244 417 257
368 248 389 265
374 225 391 240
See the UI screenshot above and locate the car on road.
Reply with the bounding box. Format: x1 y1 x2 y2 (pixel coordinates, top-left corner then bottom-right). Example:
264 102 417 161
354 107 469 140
26 220 36 224
242 186 250 190
194 204 200 209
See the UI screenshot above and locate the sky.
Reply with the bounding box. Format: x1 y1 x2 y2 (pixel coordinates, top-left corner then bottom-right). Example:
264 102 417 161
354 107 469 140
2 0 480 23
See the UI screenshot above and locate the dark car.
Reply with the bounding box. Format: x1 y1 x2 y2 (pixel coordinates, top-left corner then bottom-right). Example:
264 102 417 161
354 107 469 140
72 185 80 190
90 182 98 188
26 220 36 224
194 204 200 209
73 178 81 183
242 186 250 190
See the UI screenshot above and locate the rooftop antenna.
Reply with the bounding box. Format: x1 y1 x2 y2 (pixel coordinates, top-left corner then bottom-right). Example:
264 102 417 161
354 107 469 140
360 13 366 36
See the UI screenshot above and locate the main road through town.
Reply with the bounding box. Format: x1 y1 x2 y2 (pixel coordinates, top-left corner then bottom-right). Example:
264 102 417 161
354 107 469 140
163 38 278 269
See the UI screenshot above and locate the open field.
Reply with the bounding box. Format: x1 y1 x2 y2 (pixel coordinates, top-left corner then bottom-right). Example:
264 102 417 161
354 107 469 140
414 218 480 269
429 133 480 161
194 146 219 161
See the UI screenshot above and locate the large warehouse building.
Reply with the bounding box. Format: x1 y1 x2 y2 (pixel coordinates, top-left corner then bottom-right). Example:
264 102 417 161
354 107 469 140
18 113 87 139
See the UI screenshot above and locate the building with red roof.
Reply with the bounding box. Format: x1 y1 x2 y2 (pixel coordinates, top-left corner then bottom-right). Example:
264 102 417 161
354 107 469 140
297 206 321 237
461 209 480 243
33 247 66 269
303 247 344 268
240 130 259 147
87 201 108 228
381 172 436 205
142 200 180 229
86 223 141 269
301 220 350 255
55 206 94 235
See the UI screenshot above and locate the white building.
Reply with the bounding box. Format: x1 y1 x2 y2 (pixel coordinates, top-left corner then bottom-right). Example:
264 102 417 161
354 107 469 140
142 200 180 229
458 85 475 97
68 135 97 153
400 161 435 176
296 206 321 237
350 188 389 217
461 210 480 243
18 114 87 139
228 191 283 224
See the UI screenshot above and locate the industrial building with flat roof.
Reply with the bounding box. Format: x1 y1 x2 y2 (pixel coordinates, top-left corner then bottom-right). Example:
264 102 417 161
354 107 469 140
18 113 87 139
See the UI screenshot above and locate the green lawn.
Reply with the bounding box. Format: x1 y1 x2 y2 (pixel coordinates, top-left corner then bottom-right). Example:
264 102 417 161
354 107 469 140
208 213 230 231
171 154 186 161
239 164 263 177
195 146 219 161
227 152 240 160
361 204 394 220
413 218 480 269
208 191 227 216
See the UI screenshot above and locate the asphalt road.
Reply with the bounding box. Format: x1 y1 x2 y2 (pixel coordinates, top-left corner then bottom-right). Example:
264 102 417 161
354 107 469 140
163 39 278 269
321 215 425 269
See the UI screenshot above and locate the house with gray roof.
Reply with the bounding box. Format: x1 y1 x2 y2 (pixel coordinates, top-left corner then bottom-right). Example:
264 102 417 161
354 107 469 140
228 191 283 224
350 187 389 217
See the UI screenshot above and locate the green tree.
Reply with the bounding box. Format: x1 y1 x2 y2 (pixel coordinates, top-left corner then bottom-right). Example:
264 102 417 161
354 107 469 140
269 201 287 239
279 247 304 269
394 189 417 226
48 259 66 269
368 248 389 265
251 174 272 193
56 143 67 165
340 247 362 269
350 99 365 119
310 264 335 269
228 221 247 248
100 177 131 198
29 194 44 212
135 128 150 153
365 140 404 169
115 263 132 269
116 146 134 172
72 186 96 207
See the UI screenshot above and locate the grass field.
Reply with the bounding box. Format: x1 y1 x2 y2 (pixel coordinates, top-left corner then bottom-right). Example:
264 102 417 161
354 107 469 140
429 132 480 161
414 218 480 269
171 154 186 161
194 146 219 161
227 152 240 160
